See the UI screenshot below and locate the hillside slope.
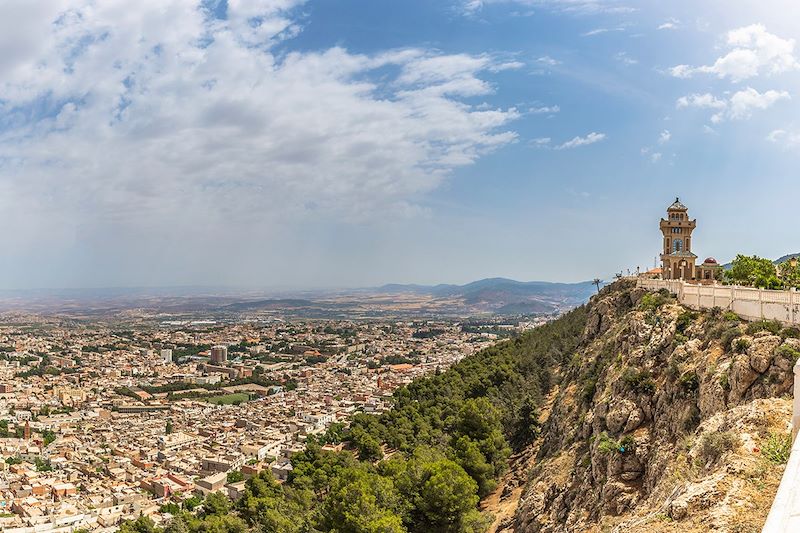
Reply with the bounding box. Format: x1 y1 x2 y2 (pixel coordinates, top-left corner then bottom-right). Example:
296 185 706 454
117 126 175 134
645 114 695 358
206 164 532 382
505 280 799 532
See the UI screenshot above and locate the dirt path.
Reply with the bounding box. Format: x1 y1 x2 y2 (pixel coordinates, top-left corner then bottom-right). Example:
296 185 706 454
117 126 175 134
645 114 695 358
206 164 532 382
482 386 560 532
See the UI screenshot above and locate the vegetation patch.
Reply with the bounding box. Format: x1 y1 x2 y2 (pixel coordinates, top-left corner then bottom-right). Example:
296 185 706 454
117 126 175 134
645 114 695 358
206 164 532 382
734 338 751 354
675 310 698 334
777 344 800 365
622 367 656 395
678 371 699 395
762 432 792 465
746 320 782 336
205 393 251 405
697 431 741 466
639 292 670 313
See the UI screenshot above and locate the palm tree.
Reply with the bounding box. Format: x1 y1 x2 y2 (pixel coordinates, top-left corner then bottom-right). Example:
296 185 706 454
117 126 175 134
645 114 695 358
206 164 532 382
593 278 602 293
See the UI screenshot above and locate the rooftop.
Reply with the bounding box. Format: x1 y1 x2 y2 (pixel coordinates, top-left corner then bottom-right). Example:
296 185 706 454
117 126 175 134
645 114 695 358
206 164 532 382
667 197 688 211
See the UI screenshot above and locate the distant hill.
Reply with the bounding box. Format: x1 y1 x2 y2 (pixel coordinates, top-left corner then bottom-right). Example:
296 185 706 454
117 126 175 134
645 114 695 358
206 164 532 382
774 253 800 265
376 277 598 314
721 253 800 270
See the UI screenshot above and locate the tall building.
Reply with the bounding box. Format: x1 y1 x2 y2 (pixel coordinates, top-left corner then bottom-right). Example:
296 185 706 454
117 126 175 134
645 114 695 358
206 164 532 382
161 349 173 364
660 198 697 280
210 345 228 364
659 198 721 281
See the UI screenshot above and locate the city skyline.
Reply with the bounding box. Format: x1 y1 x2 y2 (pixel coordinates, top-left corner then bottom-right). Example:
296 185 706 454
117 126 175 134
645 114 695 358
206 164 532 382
1 1 799 289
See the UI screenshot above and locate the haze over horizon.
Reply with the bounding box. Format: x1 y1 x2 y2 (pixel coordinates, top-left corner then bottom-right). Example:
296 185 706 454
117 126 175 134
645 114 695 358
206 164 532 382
2 0 799 290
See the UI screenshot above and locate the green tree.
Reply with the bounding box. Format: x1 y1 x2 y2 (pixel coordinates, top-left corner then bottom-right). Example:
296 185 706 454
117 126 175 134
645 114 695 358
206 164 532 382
725 254 782 289
118 515 159 533
202 492 231 516
778 259 800 288
319 467 404 533
390 451 482 533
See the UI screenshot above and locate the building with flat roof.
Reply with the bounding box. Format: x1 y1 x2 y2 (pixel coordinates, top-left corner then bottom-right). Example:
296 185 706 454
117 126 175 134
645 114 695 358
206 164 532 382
210 345 228 364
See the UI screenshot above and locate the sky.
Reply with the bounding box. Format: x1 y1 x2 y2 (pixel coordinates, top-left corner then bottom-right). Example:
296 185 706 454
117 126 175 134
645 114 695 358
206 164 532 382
1 0 799 289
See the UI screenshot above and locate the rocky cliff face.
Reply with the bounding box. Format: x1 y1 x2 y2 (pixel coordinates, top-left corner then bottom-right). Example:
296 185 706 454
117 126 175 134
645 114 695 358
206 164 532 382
508 281 799 533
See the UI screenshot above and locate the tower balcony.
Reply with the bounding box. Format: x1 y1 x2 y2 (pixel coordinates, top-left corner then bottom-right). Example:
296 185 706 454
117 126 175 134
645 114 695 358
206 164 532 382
660 218 697 230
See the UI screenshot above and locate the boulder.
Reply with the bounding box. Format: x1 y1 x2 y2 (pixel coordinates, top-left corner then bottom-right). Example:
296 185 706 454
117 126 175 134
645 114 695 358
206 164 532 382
729 356 759 401
747 335 781 374
606 400 636 434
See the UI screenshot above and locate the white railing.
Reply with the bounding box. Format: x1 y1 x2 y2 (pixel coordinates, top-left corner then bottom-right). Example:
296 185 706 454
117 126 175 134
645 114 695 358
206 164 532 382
762 361 800 532
637 279 800 326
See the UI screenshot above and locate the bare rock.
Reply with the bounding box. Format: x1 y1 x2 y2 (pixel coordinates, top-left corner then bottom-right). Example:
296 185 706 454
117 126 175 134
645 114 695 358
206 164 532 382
729 355 759 401
606 400 636 434
747 335 781 374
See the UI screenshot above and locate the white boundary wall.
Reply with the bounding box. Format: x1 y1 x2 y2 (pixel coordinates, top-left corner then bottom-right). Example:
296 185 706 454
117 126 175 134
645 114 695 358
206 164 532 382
637 279 800 326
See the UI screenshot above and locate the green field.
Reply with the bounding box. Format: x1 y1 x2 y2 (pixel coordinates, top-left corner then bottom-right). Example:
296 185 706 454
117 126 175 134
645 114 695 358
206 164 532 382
205 393 250 405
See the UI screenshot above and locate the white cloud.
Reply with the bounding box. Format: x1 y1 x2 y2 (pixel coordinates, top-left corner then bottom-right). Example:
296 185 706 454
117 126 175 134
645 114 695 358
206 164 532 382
675 88 789 122
536 55 561 66
554 132 606 149
676 93 727 110
650 152 662 162
463 0 633 16
658 130 671 144
582 27 625 37
488 60 525 72
767 129 800 147
670 24 798 82
728 87 790 119
658 19 679 30
531 137 552 147
614 51 638 65
0 0 520 280
530 105 560 114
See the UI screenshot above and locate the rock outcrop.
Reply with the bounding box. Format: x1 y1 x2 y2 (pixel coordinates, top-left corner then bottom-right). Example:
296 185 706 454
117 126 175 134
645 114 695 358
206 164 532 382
506 282 796 533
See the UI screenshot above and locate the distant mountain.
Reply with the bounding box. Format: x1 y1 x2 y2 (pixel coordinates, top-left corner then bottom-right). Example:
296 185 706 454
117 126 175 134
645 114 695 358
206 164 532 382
376 277 598 314
721 253 800 270
774 253 800 265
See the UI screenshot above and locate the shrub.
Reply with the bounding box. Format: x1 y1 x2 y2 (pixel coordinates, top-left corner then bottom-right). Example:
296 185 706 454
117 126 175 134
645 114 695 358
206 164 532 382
723 311 741 322
622 367 656 395
720 327 743 352
781 327 800 339
640 292 668 313
762 432 792 464
581 373 599 404
777 344 800 365
619 435 636 453
697 431 740 465
679 372 699 395
675 310 698 334
734 338 751 354
596 432 618 454
718 373 730 392
596 432 635 455
673 333 688 346
746 320 782 336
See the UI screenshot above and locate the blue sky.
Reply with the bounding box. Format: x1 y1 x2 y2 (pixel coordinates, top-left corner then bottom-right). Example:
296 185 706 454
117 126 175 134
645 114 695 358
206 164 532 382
0 0 799 288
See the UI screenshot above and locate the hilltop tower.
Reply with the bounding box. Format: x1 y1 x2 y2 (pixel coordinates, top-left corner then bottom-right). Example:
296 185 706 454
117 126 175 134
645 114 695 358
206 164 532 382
660 198 698 280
